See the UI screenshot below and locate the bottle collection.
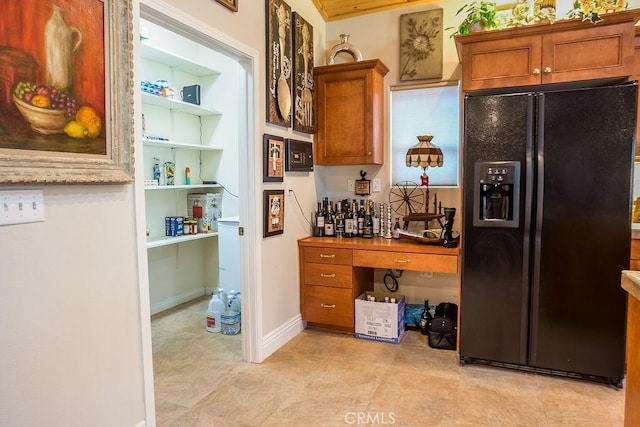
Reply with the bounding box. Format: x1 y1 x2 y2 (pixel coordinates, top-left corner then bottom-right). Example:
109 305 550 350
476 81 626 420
206 288 241 335
313 197 402 240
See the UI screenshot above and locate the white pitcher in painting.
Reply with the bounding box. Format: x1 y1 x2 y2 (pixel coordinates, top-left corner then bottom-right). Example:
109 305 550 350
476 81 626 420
45 5 82 92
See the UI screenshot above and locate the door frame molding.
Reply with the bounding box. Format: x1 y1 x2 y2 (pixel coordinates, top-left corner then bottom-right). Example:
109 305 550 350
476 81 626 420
134 0 260 423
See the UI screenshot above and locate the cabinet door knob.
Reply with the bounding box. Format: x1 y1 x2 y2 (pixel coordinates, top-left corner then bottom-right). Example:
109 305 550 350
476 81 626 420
533 68 540 75
320 273 336 278
320 303 336 309
319 254 335 259
544 67 552 74
394 258 411 264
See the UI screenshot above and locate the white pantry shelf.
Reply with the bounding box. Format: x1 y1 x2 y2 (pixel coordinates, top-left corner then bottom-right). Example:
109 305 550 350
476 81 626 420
147 231 219 249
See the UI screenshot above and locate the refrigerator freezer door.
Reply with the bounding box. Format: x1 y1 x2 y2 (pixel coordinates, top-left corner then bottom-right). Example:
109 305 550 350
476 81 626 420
460 93 534 365
529 83 637 382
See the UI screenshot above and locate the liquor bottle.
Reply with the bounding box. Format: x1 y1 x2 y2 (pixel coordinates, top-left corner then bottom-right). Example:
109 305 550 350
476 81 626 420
315 201 325 237
335 201 345 238
392 217 401 239
362 200 373 238
357 199 365 237
419 299 432 335
372 200 381 237
324 201 335 237
344 199 354 238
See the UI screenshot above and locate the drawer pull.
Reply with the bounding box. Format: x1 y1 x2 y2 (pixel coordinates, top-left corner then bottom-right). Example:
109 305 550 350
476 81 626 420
320 273 336 278
319 254 336 259
320 303 336 309
394 258 411 264
532 68 540 75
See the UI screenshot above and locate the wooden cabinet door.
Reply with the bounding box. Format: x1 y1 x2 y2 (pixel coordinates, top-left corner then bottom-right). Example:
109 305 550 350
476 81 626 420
461 35 542 91
314 59 387 165
542 22 634 84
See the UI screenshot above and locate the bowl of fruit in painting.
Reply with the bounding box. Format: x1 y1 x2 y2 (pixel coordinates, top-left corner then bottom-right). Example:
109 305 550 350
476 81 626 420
13 82 77 135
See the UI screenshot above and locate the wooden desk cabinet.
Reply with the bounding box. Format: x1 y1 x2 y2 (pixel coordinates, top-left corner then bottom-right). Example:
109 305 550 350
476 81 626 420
313 59 388 165
455 10 640 92
298 237 459 332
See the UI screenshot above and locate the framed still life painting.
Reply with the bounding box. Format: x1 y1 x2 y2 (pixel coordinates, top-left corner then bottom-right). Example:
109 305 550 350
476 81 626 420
0 0 134 184
266 0 292 128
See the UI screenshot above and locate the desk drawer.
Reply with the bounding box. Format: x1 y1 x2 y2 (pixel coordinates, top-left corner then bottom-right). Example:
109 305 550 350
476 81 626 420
304 263 353 288
303 285 354 328
353 250 458 273
304 247 352 265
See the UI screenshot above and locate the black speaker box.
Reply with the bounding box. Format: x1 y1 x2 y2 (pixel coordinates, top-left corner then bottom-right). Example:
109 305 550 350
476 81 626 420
181 84 201 105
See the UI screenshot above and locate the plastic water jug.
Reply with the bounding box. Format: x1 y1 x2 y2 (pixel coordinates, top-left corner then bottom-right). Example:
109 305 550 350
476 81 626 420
221 309 240 335
206 293 224 333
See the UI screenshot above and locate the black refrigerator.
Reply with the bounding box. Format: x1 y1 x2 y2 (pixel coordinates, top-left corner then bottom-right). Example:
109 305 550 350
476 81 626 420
460 82 637 386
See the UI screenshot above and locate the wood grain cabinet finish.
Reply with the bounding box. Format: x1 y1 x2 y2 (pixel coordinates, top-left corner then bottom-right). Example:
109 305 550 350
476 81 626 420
299 246 372 332
626 293 640 426
314 59 389 165
455 11 639 92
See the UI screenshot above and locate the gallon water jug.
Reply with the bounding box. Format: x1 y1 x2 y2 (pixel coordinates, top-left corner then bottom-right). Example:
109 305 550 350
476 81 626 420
206 293 224 333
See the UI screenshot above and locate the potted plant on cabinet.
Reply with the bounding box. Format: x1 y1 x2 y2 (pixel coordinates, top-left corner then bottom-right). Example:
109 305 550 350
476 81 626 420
449 1 498 36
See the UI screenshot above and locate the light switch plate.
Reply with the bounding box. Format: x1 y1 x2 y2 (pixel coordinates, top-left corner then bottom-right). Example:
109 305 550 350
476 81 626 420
0 190 45 226
347 180 355 192
372 178 381 193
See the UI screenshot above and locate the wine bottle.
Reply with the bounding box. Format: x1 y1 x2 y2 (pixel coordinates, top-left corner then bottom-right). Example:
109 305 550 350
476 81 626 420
344 199 354 238
363 199 373 238
315 201 325 237
324 201 335 237
419 299 432 335
372 200 380 237
335 201 345 238
357 199 365 237
392 217 401 239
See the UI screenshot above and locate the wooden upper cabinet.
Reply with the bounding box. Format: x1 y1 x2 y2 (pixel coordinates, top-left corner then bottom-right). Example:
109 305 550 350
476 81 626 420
455 9 640 92
314 59 389 165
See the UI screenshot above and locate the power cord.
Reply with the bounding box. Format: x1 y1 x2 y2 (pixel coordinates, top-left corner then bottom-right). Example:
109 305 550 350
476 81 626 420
383 269 403 292
289 189 313 228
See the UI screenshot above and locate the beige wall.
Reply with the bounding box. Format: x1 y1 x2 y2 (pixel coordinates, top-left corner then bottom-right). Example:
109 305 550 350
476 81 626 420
0 186 146 425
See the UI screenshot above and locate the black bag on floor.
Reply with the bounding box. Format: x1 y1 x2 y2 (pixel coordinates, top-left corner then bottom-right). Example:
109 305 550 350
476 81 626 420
428 302 458 350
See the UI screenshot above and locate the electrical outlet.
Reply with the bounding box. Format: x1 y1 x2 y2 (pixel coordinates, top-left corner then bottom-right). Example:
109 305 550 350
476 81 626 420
420 271 433 278
286 181 292 196
0 190 45 226
347 180 355 192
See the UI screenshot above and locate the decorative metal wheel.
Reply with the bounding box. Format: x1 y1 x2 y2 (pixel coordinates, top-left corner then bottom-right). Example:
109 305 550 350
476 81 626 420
388 181 424 218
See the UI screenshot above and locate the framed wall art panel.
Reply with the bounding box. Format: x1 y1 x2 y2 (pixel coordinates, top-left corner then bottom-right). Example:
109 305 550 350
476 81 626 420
263 134 284 182
292 12 314 134
263 189 284 237
215 0 238 12
266 0 292 128
399 9 443 82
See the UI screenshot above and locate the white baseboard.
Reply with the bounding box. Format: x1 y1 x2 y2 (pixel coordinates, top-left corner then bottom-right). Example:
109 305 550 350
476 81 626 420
259 314 304 361
150 289 206 315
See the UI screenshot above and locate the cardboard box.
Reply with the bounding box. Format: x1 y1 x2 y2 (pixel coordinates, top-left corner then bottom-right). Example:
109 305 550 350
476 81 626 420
355 292 405 344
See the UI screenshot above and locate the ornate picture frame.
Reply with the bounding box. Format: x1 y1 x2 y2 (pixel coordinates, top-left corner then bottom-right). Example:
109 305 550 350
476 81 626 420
399 9 443 81
263 189 284 237
215 0 238 12
265 0 292 128
292 12 314 134
263 134 284 182
0 0 134 184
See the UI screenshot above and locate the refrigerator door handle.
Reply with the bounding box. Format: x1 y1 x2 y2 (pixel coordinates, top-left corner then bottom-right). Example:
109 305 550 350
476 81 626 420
521 94 535 363
529 93 545 365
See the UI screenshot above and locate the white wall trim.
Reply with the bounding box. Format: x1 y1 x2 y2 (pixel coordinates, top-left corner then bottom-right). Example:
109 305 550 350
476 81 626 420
149 289 207 316
259 314 305 362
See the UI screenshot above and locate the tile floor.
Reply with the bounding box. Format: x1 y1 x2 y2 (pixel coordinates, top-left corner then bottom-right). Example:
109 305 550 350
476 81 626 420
152 297 625 426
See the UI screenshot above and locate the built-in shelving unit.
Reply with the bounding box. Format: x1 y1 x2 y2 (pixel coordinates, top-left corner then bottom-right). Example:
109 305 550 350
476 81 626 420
146 231 219 249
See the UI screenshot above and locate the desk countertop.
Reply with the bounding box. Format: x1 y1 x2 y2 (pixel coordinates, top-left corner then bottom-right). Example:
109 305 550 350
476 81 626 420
622 270 640 301
298 236 460 256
